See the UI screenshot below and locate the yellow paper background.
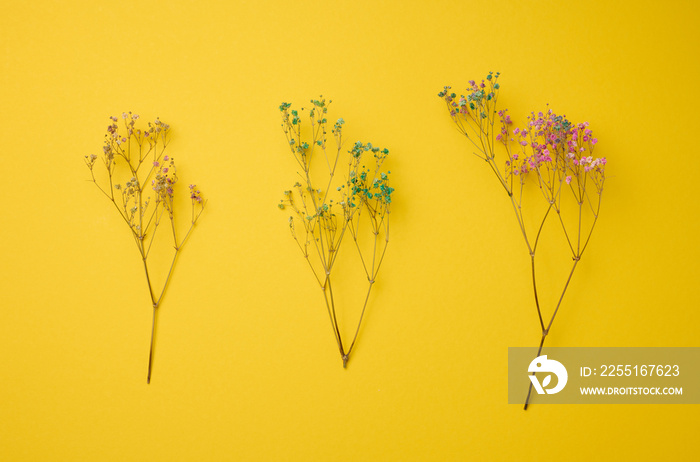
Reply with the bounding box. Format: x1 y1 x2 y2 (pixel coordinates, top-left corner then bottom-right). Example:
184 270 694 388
1 0 698 460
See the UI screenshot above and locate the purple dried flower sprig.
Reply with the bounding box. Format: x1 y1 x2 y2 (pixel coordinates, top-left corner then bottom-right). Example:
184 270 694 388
439 73 607 408
278 97 394 368
85 112 205 383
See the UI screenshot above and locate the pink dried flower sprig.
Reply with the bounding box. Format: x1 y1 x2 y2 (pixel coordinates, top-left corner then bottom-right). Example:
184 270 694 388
189 184 203 203
498 109 606 199
85 112 205 383
439 73 607 409
152 155 178 216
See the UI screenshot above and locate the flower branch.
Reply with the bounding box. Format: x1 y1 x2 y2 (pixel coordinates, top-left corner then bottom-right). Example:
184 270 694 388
85 112 205 383
278 98 395 368
439 74 607 408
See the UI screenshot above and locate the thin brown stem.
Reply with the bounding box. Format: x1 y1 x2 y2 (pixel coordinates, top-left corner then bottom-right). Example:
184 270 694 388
323 277 345 359
321 285 343 355
523 333 547 410
141 258 157 305
147 305 157 384
346 280 374 361
546 258 579 334
530 256 545 332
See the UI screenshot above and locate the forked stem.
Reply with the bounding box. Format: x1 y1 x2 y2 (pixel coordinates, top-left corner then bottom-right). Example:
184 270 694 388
523 258 579 409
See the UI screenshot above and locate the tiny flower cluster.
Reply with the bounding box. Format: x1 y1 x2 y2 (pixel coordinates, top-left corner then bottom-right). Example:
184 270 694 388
189 184 203 203
349 141 389 160
439 71 500 121
500 108 606 195
350 167 394 207
348 164 394 206
152 155 177 213
105 112 170 149
84 153 99 169
280 99 330 158
340 141 393 210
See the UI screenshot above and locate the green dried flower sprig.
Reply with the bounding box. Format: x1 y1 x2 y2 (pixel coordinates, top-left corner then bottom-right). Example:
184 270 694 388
278 98 394 368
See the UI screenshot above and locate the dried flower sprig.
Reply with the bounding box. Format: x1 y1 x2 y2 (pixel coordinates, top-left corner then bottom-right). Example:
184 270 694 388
278 98 394 368
85 112 205 383
439 73 607 408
